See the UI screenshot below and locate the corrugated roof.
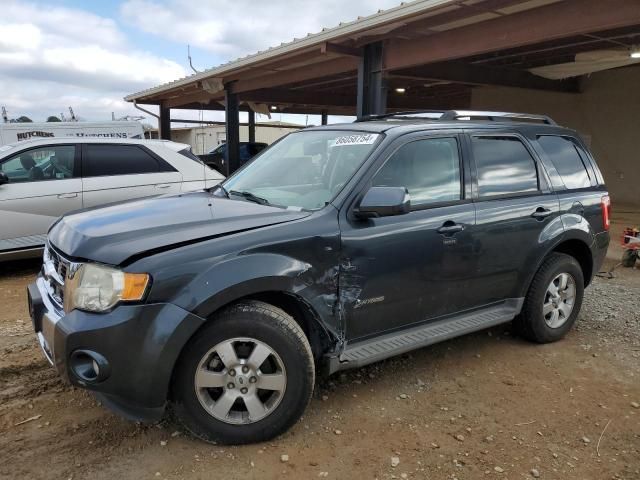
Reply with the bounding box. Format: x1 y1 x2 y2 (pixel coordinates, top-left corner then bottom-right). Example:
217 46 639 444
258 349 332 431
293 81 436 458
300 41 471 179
125 0 456 102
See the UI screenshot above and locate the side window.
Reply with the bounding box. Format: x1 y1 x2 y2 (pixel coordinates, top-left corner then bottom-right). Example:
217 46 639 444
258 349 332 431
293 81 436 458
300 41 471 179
0 145 76 183
471 136 538 197
84 145 170 177
373 137 461 206
537 136 592 189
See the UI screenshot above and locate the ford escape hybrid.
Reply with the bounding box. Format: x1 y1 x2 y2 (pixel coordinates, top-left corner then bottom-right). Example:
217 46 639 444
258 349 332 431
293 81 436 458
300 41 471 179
28 110 610 444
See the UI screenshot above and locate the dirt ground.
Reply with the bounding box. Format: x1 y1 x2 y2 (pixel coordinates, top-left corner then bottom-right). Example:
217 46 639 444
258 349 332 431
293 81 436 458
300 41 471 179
1 212 639 480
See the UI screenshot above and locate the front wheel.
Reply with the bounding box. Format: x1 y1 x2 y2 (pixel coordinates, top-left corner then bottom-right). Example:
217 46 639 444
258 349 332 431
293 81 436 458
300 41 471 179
170 301 315 444
514 253 584 343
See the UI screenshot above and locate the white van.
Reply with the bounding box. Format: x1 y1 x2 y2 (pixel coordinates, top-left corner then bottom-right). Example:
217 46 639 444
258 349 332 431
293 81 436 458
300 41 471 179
0 121 144 146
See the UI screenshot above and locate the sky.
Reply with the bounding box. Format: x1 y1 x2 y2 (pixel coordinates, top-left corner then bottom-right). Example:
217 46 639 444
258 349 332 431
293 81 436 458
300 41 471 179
1 0 403 126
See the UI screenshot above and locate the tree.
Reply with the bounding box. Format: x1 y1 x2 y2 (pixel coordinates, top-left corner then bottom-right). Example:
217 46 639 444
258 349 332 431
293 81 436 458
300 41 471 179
16 116 33 123
47 116 61 122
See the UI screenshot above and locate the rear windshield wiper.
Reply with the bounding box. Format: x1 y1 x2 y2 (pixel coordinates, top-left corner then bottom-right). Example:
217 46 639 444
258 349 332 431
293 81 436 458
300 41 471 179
229 190 270 205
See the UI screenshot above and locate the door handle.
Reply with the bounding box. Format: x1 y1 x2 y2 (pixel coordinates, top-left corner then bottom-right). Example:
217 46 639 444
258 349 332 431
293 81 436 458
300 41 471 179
531 207 553 219
155 184 171 189
57 193 78 199
437 222 464 235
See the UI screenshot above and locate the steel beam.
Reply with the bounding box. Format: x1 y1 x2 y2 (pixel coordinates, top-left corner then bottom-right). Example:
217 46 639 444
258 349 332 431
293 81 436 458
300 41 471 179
158 103 171 140
393 61 580 93
225 86 240 176
385 0 640 71
356 41 387 120
231 57 357 94
248 109 256 143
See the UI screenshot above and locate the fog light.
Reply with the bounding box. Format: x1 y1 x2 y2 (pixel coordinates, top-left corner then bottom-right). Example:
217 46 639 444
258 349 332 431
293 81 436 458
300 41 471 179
70 350 110 383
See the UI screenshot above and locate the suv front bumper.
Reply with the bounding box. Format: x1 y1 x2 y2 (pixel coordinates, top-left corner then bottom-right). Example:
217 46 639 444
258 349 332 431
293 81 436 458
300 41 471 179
28 275 205 422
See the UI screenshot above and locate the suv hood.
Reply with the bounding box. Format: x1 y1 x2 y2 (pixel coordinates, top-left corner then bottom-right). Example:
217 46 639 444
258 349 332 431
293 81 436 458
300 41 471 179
48 191 311 265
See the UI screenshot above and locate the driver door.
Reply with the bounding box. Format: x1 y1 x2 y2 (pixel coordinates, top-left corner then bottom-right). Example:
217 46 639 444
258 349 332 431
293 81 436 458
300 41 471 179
0 144 82 250
339 133 477 341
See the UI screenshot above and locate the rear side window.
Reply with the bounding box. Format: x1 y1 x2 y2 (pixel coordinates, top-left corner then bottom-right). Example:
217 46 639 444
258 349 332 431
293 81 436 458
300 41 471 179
471 136 538 197
537 136 592 189
84 144 172 177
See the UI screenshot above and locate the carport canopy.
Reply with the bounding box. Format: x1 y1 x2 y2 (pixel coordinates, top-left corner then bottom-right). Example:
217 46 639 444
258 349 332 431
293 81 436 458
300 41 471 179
125 0 640 175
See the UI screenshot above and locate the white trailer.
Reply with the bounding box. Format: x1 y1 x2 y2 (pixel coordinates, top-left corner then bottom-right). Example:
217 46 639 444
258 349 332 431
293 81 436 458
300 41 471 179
0 121 144 146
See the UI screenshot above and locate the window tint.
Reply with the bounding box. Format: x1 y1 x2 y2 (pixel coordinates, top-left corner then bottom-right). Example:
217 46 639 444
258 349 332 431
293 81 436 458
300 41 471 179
373 138 461 206
1 145 76 183
472 136 538 197
537 136 592 189
84 145 168 177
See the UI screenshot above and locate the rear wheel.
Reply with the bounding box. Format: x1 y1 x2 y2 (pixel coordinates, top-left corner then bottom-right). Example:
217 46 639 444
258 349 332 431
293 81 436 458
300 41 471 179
171 300 315 444
515 253 584 343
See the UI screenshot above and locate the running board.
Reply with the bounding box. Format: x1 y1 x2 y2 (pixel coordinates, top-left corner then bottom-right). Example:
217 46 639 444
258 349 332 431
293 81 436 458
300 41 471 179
328 298 523 374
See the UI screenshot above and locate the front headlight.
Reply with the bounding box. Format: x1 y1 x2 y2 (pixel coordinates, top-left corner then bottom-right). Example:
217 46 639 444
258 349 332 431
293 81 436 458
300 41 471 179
64 263 150 313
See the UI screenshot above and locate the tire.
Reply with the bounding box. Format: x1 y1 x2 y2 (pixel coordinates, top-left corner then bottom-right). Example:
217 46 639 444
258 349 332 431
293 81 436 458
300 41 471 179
170 300 315 444
514 253 584 343
621 249 637 268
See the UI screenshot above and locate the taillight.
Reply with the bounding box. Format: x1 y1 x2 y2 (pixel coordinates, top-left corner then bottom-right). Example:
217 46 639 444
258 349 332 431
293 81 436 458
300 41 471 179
601 195 611 231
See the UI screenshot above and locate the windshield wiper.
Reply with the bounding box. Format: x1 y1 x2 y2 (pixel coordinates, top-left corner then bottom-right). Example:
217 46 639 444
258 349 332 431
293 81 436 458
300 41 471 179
229 190 270 205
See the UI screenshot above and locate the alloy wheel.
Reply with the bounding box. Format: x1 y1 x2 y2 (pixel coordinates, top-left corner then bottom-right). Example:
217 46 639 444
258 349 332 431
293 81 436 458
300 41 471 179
542 272 576 329
194 337 287 424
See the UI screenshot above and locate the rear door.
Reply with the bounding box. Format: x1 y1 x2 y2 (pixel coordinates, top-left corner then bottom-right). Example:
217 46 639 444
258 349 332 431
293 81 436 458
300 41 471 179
534 134 605 230
81 143 182 208
465 131 560 307
0 144 81 250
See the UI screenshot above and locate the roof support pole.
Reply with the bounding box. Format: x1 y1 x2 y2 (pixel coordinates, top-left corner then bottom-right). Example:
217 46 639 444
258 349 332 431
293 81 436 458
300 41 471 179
159 103 171 140
356 41 387 120
225 86 240 176
248 109 256 143
321 110 328 125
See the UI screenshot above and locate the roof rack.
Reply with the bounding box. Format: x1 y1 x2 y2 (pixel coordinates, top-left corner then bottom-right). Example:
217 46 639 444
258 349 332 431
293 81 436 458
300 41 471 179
357 110 556 125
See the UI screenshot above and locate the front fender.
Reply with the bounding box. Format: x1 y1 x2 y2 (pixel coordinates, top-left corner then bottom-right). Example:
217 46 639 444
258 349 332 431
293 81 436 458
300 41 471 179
156 252 339 333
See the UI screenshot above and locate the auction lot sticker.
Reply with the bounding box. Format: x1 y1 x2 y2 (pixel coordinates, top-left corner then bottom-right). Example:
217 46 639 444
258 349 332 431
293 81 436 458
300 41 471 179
332 134 379 146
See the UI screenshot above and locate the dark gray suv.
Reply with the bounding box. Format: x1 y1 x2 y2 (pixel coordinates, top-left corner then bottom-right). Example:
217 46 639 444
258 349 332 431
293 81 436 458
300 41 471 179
28 110 610 444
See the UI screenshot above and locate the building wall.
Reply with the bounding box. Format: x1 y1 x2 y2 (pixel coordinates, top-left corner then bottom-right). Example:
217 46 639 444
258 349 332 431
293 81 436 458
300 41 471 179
471 65 640 207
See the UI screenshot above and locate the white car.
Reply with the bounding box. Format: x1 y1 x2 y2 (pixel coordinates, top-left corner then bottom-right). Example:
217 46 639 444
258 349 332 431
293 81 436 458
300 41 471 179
0 138 224 261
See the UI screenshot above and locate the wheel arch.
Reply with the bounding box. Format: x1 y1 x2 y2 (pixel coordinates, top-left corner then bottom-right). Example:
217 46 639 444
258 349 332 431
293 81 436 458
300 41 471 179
552 239 593 286
178 283 336 364
522 234 594 297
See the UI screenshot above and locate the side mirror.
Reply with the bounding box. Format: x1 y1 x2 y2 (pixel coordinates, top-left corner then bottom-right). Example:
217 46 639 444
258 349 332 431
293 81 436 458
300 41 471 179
355 186 411 218
0 172 8 185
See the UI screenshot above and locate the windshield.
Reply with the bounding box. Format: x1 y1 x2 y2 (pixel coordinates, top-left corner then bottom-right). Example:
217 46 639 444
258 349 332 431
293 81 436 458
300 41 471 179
222 130 381 210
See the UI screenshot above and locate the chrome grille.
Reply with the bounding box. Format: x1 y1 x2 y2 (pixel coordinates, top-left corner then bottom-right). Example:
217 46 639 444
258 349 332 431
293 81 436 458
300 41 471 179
42 245 69 313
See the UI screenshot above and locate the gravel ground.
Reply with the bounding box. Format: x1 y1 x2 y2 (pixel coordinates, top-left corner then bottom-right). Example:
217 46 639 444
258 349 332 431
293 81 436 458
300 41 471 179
0 213 639 480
